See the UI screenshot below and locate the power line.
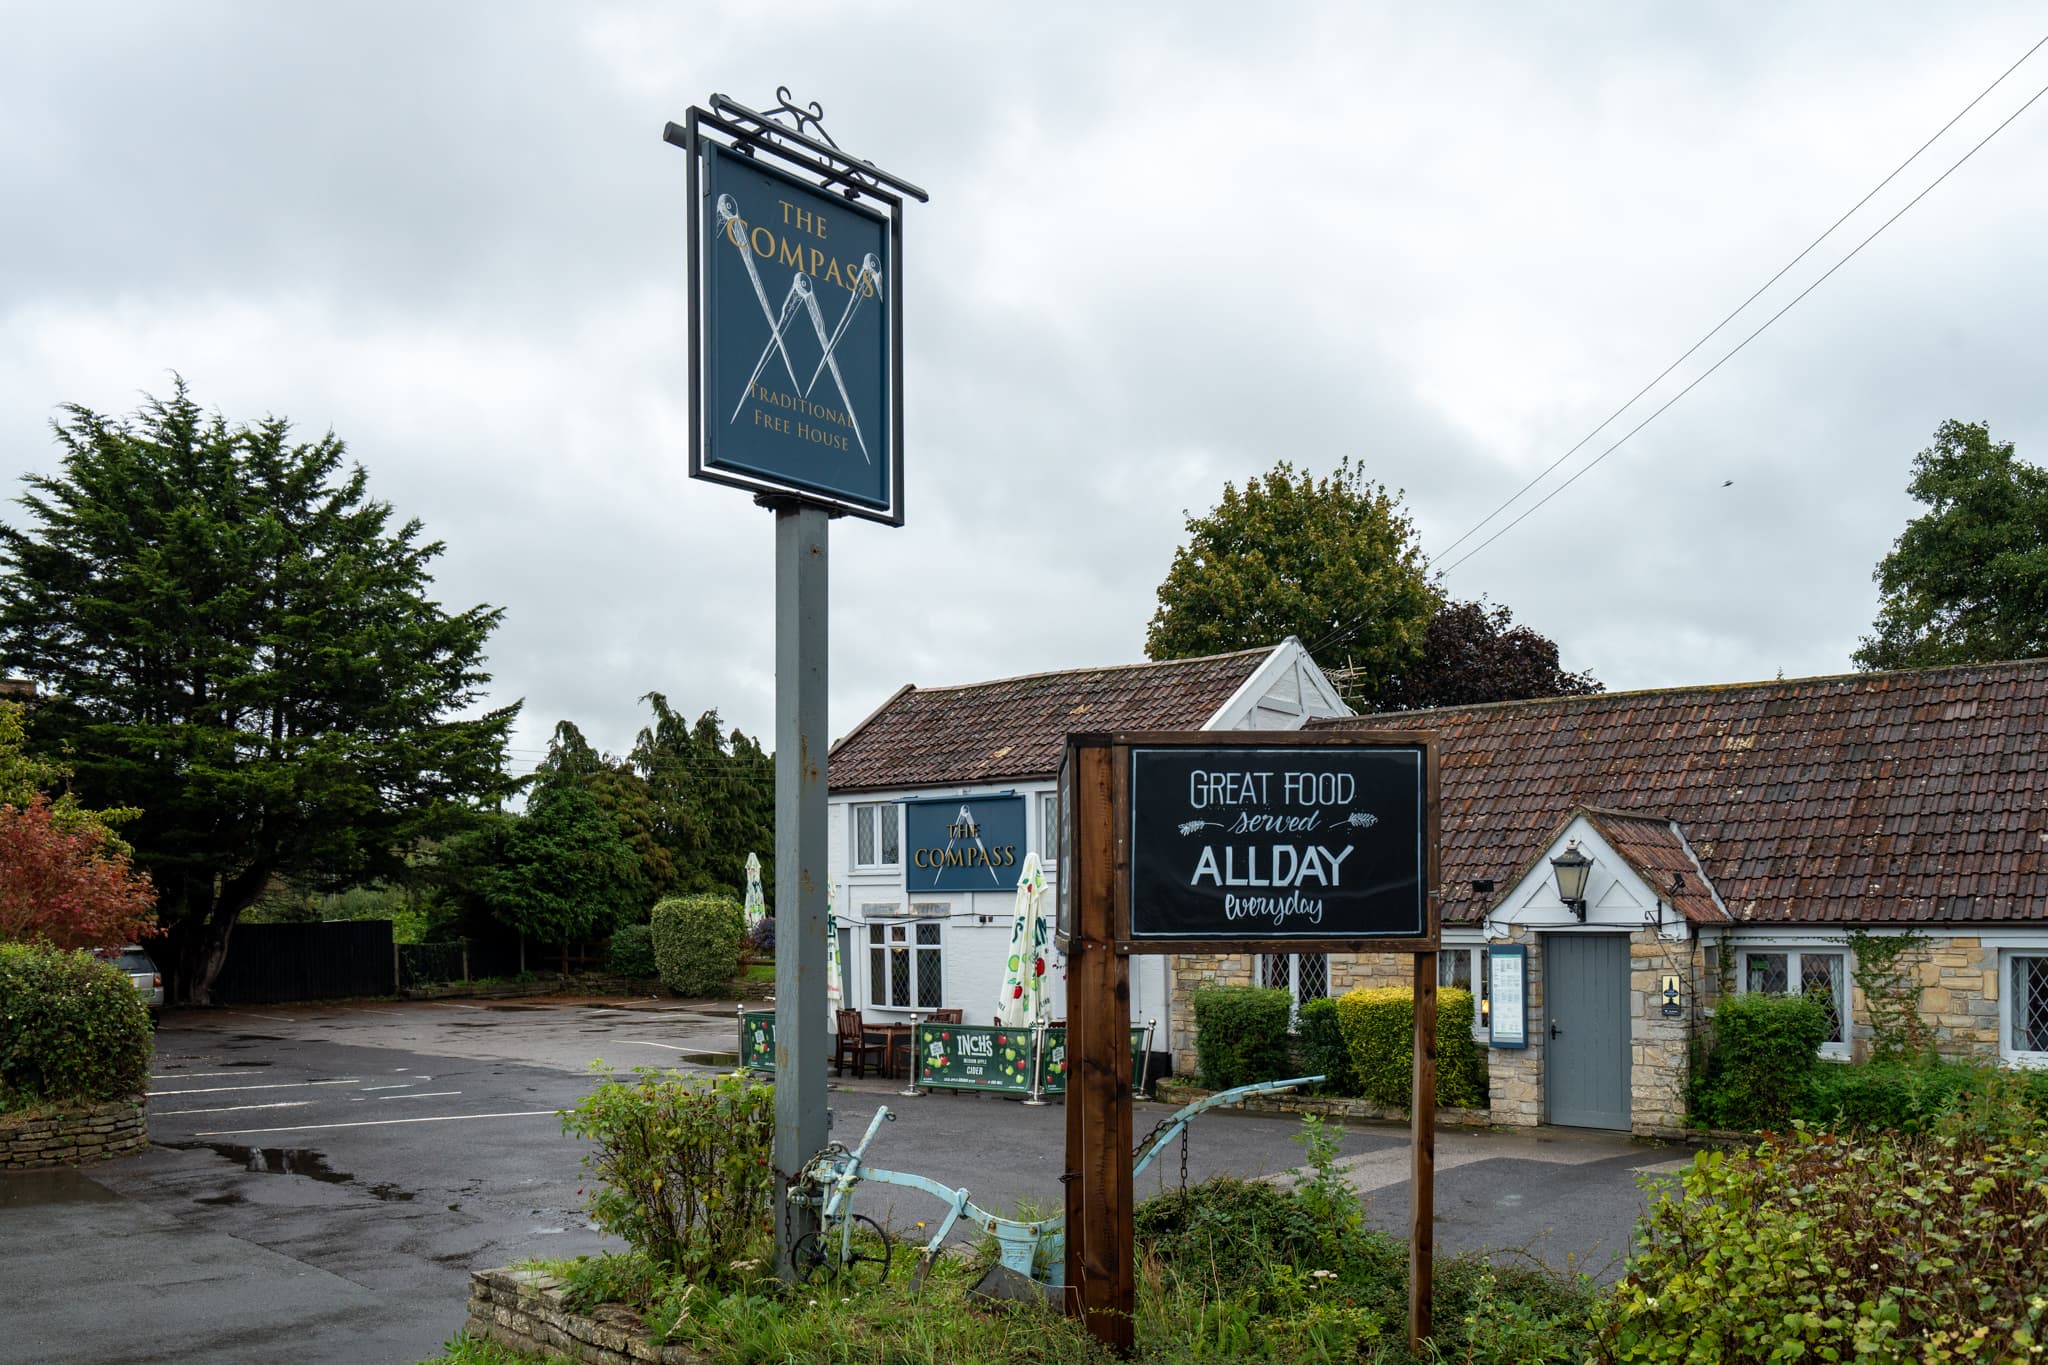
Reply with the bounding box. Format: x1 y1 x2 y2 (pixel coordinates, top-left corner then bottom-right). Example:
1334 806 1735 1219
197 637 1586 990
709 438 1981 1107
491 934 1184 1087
1432 32 2048 568
1439 70 2048 577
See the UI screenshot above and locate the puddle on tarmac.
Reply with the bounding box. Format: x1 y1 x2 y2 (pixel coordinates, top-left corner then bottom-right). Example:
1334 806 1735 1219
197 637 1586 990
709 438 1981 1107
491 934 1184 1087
0 1169 122 1209
684 1051 740 1067
165 1142 418 1202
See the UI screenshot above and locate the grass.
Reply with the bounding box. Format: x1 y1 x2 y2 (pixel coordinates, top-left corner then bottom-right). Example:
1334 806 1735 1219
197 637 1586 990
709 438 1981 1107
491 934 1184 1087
420 1116 1596 1365
743 963 775 983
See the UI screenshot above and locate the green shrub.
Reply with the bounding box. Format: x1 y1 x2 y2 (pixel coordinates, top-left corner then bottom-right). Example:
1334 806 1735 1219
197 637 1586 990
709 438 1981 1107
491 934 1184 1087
1801 1055 2048 1135
606 923 658 978
559 1066 774 1284
1190 986 1293 1089
1588 1125 2048 1363
1136 1116 1593 1362
1293 995 1358 1096
1334 986 1485 1110
1691 991 1828 1129
0 942 153 1110
649 894 744 997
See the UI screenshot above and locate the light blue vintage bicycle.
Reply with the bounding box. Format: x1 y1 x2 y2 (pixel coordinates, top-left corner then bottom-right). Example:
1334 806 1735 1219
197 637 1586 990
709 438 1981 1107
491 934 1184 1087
786 1074 1323 1291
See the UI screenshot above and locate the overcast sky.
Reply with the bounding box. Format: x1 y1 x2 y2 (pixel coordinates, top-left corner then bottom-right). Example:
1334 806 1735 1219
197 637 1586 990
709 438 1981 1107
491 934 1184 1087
4 3 2045 772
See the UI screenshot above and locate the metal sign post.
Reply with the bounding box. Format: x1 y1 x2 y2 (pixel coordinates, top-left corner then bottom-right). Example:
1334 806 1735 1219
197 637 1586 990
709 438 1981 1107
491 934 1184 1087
664 89 925 1281
770 499 830 1266
1059 730 1441 1358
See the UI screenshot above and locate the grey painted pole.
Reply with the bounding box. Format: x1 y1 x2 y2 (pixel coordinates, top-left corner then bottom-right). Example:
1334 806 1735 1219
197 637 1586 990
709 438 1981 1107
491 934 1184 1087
771 500 830 1277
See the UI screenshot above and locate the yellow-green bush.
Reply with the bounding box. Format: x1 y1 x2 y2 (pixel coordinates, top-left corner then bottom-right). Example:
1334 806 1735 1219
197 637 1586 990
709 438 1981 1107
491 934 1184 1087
1334 986 1486 1110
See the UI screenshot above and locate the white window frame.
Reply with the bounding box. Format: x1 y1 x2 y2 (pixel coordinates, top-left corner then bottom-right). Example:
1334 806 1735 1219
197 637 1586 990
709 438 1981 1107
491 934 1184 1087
1737 947 1851 1060
1256 952 1328 1026
2000 950 2048 1068
851 801 900 870
868 917 943 1011
1037 790 1059 865
1438 944 1491 1040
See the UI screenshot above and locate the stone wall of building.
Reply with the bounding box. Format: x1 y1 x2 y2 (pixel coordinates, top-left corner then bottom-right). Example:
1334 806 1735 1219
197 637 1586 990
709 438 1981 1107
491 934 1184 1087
1629 932 1695 1137
1913 935 2002 1056
0 1098 147 1170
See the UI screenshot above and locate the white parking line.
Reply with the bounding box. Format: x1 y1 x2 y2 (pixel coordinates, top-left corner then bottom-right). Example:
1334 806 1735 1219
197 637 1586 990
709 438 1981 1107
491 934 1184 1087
147 1079 361 1097
621 1041 728 1055
381 1091 461 1101
356 1084 413 1092
226 1011 295 1023
196 1110 559 1137
150 1072 246 1081
154 1101 313 1117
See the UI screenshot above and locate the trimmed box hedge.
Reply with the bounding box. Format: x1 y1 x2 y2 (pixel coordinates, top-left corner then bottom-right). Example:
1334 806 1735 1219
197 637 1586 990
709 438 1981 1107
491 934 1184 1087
0 943 152 1111
650 895 744 998
1190 985 1294 1089
1334 985 1485 1110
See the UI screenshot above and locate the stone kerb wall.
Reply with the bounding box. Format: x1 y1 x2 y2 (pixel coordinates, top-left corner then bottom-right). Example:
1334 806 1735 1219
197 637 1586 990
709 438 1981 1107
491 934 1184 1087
0 1098 147 1170
470 1267 707 1365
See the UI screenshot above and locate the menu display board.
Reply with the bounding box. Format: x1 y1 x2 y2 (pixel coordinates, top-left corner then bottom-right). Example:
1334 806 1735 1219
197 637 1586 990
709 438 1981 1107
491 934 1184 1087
1128 744 1428 943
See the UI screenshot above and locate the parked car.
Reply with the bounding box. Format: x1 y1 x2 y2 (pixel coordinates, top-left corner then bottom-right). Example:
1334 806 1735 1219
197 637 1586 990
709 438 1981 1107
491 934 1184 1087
96 944 163 1020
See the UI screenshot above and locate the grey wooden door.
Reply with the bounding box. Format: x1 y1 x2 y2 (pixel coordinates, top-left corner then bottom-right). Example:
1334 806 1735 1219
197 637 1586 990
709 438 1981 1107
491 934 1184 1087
1544 934 1631 1130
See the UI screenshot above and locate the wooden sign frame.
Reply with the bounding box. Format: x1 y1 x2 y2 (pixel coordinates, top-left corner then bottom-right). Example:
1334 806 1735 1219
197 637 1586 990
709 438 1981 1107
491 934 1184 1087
1060 729 1442 1356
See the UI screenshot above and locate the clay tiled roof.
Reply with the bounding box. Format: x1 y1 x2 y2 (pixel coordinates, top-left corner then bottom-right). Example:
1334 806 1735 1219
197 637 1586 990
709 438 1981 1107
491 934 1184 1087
1312 659 2048 927
830 647 1276 792
1578 809 1729 925
0 677 33 702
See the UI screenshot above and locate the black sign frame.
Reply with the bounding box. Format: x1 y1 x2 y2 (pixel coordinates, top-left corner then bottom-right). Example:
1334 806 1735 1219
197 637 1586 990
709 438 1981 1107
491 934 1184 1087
671 102 913 526
1105 730 1439 956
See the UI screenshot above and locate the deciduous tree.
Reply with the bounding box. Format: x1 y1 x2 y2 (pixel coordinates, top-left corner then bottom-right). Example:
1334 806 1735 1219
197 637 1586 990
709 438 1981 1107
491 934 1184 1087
0 794 157 949
1854 420 2048 671
1371 598 1602 711
1145 458 1438 696
0 382 518 1000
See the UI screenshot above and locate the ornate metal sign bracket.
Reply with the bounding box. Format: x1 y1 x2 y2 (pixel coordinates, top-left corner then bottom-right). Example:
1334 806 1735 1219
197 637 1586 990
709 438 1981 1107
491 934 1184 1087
665 88 930 206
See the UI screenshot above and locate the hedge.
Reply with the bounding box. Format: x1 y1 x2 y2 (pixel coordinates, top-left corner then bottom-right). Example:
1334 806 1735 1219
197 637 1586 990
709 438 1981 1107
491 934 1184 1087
1689 991 1828 1130
1588 1125 2048 1362
1191 986 1294 1089
605 923 658 979
650 895 744 998
1294 996 1358 1096
1334 986 1485 1110
0 942 153 1110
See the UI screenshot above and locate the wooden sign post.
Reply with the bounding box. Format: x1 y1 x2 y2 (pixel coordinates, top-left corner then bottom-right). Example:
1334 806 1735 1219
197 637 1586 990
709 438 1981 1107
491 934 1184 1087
1058 730 1440 1358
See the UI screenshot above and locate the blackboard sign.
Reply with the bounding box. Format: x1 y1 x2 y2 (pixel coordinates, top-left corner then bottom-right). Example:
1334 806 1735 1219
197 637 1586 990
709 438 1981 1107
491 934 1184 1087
1128 743 1427 944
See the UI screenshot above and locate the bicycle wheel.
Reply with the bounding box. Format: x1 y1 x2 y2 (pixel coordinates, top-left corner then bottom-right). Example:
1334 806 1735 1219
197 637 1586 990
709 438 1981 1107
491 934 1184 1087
793 1214 893 1286
840 1214 893 1286
789 1231 833 1284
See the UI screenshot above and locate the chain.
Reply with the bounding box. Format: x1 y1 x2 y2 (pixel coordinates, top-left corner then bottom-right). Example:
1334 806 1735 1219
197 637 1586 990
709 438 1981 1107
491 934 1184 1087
1178 1128 1189 1198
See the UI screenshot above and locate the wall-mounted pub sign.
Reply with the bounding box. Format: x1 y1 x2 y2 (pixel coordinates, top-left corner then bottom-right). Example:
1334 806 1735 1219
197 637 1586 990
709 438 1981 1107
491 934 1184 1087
903 794 1027 893
1125 738 1435 948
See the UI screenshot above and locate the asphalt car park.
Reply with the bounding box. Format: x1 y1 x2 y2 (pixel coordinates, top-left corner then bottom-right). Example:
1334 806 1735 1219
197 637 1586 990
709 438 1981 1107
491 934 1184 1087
0 999 1689 1364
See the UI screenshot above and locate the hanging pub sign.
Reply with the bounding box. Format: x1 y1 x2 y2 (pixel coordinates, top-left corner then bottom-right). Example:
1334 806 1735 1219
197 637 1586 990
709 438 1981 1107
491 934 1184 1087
669 93 921 526
1123 734 1437 951
903 794 1027 893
